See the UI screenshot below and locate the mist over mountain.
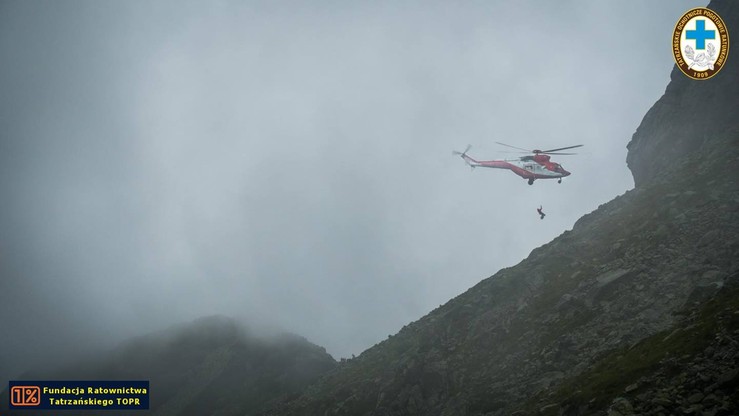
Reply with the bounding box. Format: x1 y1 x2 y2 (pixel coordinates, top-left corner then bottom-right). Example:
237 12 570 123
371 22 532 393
1 316 336 416
2 2 737 416
0 1 704 385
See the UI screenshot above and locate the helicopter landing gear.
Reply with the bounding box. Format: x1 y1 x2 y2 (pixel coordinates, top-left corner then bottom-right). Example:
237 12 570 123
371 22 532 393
558 178 562 184
528 178 534 185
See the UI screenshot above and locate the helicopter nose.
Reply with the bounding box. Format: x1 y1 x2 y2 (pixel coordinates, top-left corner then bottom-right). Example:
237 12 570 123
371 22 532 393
561 168 571 176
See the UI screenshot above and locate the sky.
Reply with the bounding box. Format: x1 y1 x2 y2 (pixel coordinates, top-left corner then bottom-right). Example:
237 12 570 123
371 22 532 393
0 0 707 380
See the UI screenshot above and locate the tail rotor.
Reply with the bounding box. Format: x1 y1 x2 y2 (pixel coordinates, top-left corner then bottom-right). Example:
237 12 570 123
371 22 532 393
453 145 475 170
452 144 472 157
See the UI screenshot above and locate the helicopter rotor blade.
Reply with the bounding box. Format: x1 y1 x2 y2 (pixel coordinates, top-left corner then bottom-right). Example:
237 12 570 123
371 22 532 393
541 144 584 153
495 142 531 152
543 152 578 155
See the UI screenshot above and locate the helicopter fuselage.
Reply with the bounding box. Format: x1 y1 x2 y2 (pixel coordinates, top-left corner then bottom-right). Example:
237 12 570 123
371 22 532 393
460 153 570 182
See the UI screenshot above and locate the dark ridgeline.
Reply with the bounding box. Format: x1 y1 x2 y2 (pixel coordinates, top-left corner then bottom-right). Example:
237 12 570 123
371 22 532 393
0 316 337 416
259 1 739 415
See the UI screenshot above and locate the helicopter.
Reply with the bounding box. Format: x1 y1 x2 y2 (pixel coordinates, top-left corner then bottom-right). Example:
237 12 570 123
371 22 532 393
453 142 583 185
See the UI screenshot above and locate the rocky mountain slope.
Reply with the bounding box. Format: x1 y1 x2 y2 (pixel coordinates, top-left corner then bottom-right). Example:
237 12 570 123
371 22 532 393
261 2 739 415
1 316 337 416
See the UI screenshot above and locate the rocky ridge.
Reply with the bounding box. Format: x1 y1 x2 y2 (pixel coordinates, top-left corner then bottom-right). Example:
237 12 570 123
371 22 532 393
626 0 739 187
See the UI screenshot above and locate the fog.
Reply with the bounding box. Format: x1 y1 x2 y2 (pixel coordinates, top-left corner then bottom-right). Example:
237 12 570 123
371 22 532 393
0 0 705 380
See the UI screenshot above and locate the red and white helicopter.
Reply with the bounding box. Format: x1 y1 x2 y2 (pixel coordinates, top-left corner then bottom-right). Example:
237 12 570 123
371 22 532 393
454 142 583 185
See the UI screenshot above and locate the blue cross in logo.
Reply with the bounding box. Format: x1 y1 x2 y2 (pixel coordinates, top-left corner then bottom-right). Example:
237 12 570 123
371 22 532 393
686 19 715 50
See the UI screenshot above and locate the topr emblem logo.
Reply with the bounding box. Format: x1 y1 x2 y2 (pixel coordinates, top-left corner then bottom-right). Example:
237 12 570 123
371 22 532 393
672 7 730 80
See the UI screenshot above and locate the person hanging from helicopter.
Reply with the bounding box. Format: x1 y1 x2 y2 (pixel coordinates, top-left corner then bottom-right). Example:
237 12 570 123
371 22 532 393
537 206 546 220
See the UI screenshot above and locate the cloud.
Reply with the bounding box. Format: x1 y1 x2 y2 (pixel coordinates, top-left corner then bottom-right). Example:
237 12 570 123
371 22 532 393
0 0 707 380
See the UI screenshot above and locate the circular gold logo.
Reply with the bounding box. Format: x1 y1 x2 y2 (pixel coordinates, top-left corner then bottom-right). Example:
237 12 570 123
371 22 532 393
672 7 730 80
